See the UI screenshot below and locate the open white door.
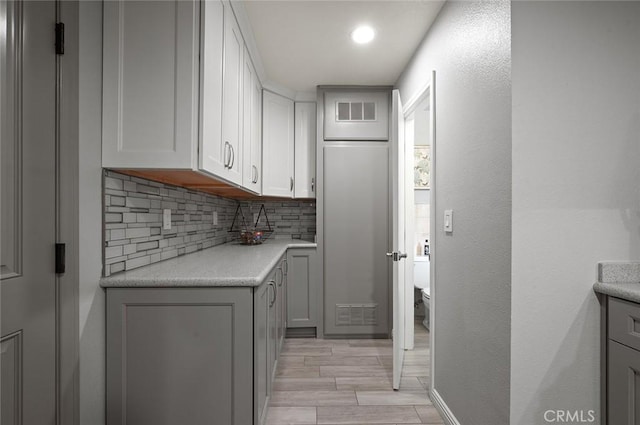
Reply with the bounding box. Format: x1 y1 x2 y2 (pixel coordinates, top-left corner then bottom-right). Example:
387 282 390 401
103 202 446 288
390 89 406 390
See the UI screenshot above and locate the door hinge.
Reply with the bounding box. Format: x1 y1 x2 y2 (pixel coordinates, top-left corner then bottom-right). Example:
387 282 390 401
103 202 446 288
55 243 66 274
55 22 64 55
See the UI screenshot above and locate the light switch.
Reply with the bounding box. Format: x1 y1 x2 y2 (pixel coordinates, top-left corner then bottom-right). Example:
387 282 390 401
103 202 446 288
444 210 453 233
213 211 218 226
163 209 171 230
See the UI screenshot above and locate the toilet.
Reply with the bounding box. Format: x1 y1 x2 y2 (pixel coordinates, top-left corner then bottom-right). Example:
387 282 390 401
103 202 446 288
414 256 430 330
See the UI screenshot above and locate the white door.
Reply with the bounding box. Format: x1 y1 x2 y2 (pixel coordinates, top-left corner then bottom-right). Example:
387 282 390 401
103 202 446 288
390 89 407 389
1 0 58 422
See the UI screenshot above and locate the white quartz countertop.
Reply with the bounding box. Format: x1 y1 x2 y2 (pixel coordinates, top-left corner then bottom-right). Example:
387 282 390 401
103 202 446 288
593 262 640 303
100 240 316 288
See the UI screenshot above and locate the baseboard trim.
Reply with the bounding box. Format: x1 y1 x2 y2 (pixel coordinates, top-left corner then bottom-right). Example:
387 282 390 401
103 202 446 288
431 387 461 425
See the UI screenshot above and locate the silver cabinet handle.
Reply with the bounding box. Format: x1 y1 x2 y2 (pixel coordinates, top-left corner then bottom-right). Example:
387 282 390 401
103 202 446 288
252 165 258 184
224 142 231 168
268 281 277 307
311 177 315 192
290 177 294 192
276 268 283 286
283 259 288 275
229 144 235 169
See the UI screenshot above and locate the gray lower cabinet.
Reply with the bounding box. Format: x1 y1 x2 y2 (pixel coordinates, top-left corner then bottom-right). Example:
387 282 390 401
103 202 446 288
254 255 286 425
106 287 253 425
106 258 292 425
287 248 317 329
605 297 640 425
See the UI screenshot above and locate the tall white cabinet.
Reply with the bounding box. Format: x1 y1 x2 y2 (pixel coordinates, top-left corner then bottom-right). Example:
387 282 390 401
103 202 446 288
102 0 200 169
262 91 295 198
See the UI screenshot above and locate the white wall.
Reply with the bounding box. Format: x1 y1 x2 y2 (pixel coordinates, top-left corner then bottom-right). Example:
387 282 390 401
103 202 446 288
511 2 640 424
78 2 105 424
396 2 512 424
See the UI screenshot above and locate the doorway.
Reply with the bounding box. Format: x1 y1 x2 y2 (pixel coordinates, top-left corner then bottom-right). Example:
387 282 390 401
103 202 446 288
395 71 435 394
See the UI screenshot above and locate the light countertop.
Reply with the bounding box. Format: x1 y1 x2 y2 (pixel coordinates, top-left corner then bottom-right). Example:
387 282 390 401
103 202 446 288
100 239 316 288
593 262 640 303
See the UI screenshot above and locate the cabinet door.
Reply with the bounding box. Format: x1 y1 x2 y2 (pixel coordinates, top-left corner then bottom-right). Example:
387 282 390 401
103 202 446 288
268 278 278 383
294 102 317 199
221 3 243 185
287 249 318 328
254 281 270 425
276 261 286 351
251 70 263 193
609 340 640 425
262 91 294 197
106 287 253 425
199 0 226 177
102 0 199 169
242 48 261 194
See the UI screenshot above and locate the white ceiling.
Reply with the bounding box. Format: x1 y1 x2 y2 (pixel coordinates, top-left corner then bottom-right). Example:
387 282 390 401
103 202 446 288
240 0 445 95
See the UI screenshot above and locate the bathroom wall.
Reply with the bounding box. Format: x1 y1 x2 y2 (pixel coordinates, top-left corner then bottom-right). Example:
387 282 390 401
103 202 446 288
511 2 640 424
396 1 512 424
103 170 316 276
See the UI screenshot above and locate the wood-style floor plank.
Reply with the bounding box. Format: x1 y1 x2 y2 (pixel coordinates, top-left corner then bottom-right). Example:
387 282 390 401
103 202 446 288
268 321 444 424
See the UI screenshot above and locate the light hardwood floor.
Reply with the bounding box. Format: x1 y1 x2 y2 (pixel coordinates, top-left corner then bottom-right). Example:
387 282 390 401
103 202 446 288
266 321 444 425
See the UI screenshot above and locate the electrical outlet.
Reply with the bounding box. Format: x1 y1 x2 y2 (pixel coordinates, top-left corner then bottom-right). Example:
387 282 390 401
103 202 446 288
163 209 171 230
213 211 218 226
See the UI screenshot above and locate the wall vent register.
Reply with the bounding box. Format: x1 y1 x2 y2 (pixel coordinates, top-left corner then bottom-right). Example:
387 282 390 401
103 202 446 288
335 304 378 326
336 101 376 122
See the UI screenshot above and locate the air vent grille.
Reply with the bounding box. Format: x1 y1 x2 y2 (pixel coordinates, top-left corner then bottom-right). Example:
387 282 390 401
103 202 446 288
335 101 376 122
335 304 378 326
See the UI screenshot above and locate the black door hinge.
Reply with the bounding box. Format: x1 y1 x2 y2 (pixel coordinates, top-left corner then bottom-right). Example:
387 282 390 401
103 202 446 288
55 243 66 274
55 22 64 55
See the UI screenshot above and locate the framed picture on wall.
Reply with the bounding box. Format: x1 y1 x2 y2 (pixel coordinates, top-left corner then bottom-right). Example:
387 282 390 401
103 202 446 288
414 146 431 189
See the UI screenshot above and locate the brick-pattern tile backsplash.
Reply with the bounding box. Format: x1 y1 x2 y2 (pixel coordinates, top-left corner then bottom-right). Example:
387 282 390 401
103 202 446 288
103 170 316 276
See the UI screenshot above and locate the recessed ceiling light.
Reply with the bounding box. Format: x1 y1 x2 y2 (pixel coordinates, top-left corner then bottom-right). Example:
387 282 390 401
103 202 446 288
351 25 375 44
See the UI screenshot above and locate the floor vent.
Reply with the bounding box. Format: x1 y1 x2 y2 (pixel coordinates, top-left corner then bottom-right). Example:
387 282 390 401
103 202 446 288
335 304 378 326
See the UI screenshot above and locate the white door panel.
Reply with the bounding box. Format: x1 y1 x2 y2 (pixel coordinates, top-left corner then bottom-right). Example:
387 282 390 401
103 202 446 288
1 1 57 422
391 89 406 390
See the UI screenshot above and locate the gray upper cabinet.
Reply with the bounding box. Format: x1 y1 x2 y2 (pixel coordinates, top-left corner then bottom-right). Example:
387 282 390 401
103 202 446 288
102 0 200 169
262 91 295 198
103 0 260 192
199 0 226 178
323 91 389 141
242 47 262 194
287 248 317 329
294 102 317 199
219 3 243 185
106 287 253 425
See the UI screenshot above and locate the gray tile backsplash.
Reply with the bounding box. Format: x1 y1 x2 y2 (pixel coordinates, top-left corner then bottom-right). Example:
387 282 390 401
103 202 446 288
103 170 316 276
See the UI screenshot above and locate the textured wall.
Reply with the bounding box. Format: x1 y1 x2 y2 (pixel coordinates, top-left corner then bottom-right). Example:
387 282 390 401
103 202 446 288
511 2 640 424
103 170 316 276
396 1 512 424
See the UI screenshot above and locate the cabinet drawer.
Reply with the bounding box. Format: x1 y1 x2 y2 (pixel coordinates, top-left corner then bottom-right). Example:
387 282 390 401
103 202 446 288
609 297 640 351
